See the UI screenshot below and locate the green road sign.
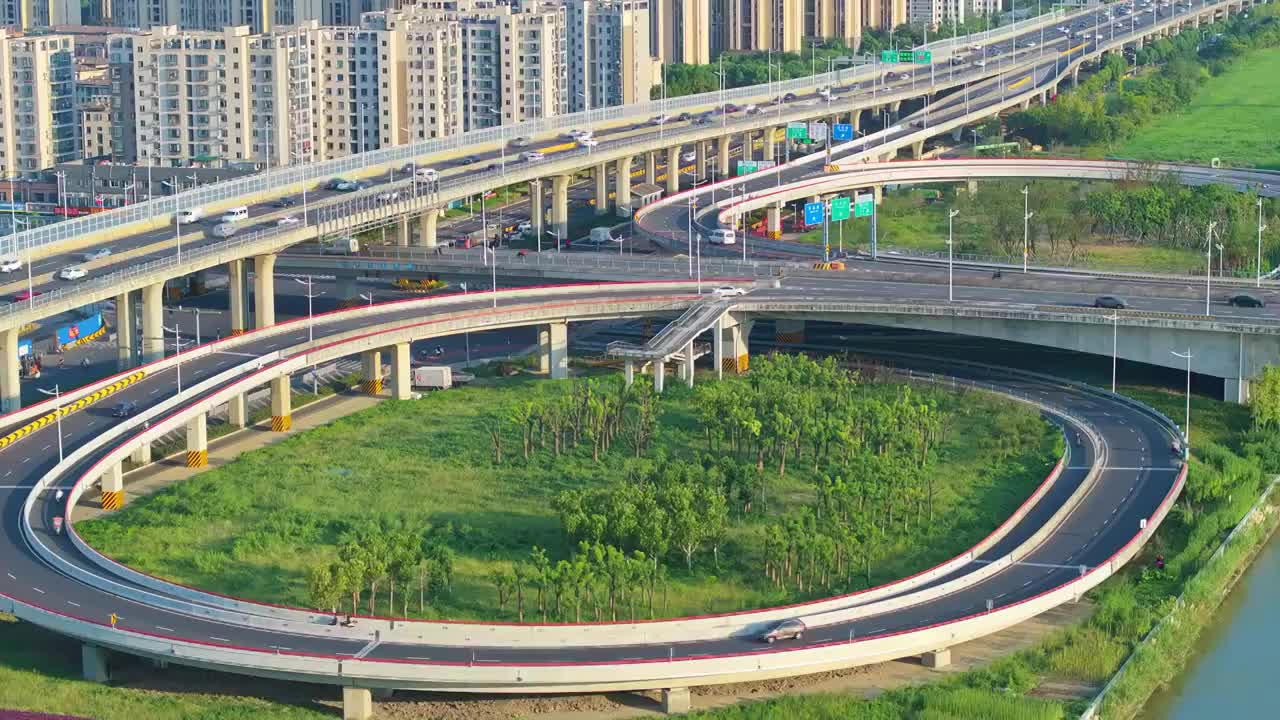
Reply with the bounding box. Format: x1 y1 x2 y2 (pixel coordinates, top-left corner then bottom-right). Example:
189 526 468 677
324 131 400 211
914 50 932 64
854 192 874 218
737 161 758 176
785 122 808 140
879 50 896 63
830 196 851 221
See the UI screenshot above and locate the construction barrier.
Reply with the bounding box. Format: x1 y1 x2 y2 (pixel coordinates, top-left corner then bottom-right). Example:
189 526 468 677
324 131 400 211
0 371 146 451
361 379 383 395
185 450 208 468
100 490 124 511
813 261 846 270
271 415 292 432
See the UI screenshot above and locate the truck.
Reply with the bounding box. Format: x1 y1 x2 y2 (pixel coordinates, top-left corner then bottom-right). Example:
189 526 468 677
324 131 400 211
412 365 452 390
320 236 360 254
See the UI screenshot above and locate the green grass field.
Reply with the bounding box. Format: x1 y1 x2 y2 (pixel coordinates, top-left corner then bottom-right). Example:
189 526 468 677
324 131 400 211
1106 47 1280 170
76 374 1059 623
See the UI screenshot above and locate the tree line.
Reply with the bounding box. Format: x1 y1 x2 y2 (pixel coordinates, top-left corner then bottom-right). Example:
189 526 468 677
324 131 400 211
306 524 454 617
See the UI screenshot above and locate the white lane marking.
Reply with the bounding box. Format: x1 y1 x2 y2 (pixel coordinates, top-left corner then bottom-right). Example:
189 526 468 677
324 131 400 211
269 645 292 651
407 656 432 660
354 638 381 659
41 444 50 452
32 587 45 594
209 636 232 643
156 625 175 632
5 573 15 580
150 388 160 395
217 350 261 358
67 600 80 607
22 457 30 463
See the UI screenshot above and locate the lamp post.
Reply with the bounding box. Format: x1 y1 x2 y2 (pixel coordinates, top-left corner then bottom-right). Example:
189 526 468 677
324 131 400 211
485 245 496 307
1216 242 1224 278
1205 221 1218 315
1105 312 1119 394
1171 348 1193 447
1259 198 1268 287
1021 185 1033 273
359 291 374 308
947 208 959 302
294 276 324 342
686 196 696 278
166 305 220 346
35 384 63 462
162 324 187 395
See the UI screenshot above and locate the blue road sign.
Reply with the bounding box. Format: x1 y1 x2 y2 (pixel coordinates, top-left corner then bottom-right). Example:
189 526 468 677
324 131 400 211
804 201 825 226
833 123 853 141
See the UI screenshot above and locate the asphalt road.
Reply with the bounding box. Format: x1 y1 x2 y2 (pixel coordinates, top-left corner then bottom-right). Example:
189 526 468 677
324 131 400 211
0 281 1179 670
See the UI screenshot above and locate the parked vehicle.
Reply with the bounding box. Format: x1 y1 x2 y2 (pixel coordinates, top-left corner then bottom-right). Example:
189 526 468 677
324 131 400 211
219 206 249 224
708 228 736 245
0 256 20 273
1093 295 1127 309
320 236 360 255
81 248 112 262
412 365 453 390
1228 293 1265 308
760 618 805 643
58 266 87 280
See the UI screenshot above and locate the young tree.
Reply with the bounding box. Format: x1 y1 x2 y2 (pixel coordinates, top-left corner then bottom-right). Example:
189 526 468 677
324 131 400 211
699 484 730 570
307 563 340 613
664 483 704 570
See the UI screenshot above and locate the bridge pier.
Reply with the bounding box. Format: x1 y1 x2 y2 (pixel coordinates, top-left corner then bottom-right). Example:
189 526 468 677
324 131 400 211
715 317 751 375
646 151 658 185
530 179 545 240
253 254 277 329
361 350 383 395
653 359 666 394
186 413 208 468
911 140 925 159
390 343 412 400
1 325 20 413
767 202 781 239
615 155 634 217
624 358 635 387
775 319 805 345
695 141 708 183
681 340 695 388
552 174 571 245
850 108 861 134
116 290 135 370
131 443 151 465
81 644 110 684
342 687 373 720
539 322 568 379
228 258 247 336
270 374 291 432
227 394 248 428
419 210 438 248
764 127 778 162
666 146 681 194
661 687 691 714
141 281 165 363
396 216 410 247
100 461 123 510
716 135 731 178
921 648 952 668
594 163 609 215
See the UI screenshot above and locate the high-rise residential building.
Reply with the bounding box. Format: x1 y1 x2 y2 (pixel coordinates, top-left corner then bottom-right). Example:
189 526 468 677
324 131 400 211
567 0 659 110
0 30 78 176
807 0 863 50
366 10 464 145
1 0 81 29
908 0 964 26
969 0 999 16
652 0 710 65
862 0 908 32
81 98 110 159
106 0 395 34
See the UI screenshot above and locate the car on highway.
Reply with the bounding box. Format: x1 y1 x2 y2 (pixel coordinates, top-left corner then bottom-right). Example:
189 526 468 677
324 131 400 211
81 248 112 262
13 289 41 301
111 400 138 418
676 112 692 122
272 196 297 208
0 256 20 273
376 190 401 203
276 215 301 227
511 136 531 148
693 114 713 126
722 103 741 114
521 151 545 162
1093 295 1127 309
1228 293 1265 308
415 167 441 184
650 114 670 125
783 92 799 102
712 285 747 297
327 178 359 192
58 266 87 281
760 618 805 644
566 129 593 141
579 137 599 148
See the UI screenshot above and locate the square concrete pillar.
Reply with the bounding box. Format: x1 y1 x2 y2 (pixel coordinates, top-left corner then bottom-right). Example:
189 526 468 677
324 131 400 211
115 290 136 370
361 350 383 395
186 413 208 468
82 644 110 683
653 359 666 394
541 322 568 379
227 394 248 428
131 442 152 465
682 340 695 388
0 326 19 413
342 687 373 720
661 687 691 714
594 163 609 216
253 254 277 329
100 462 124 510
624 359 634 387
390 343 411 400
270 375 292 432
921 648 951 668
227 258 248 335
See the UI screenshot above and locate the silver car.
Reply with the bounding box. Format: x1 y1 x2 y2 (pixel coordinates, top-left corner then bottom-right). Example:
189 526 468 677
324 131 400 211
761 618 805 644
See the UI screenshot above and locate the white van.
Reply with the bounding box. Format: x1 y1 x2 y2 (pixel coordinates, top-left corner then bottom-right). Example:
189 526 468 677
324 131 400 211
415 167 440 183
211 223 238 238
0 255 21 273
708 228 736 245
219 206 249 224
175 208 204 224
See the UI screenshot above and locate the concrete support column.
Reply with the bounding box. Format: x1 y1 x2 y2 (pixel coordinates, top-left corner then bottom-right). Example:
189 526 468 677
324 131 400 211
115 290 135 370
775 318 804 344
390 343 411 400
141 281 165 363
889 99 901 117
0 325 20 413
361 350 383 395
396 216 410 246
741 130 753 161
1071 66 1080 88
100 461 123 510
540 322 568 379
253 254 277 329
624 359 635 387
418 210 439 248
1225 377 1250 404
764 127 778 162
665 146 680 194
766 202 781 239
645 151 658 185
731 319 752 373
873 185 883 203
615 155 634 217
661 687 691 714
131 443 151 465
185 413 208 468
653 359 666 394
851 109 862 133
594 163 609 215
270 374 292 432
713 322 725 380
530 179 544 238
716 135 731 177
228 258 247 336
911 140 925 159
342 687 373 720
681 340 695 388
82 644 110 683
227 394 248 428
551 174 570 245
922 648 952 668
695 142 707 181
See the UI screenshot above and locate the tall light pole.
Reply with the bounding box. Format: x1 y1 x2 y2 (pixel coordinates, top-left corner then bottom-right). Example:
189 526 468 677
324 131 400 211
163 324 185 395
686 196 696 278
294 276 324 342
1105 312 1119 394
1021 185 1033 273
485 245 497 307
1205 221 1218 315
948 208 959 302
1216 242 1224 278
35 384 63 463
359 291 374 308
1171 348 1193 447
1258 197 1267 287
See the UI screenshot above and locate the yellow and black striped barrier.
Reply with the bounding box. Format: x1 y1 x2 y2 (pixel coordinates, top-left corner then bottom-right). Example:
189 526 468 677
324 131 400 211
361 378 383 395
271 415 292 432
720 355 750 375
0 370 146 451
100 490 124 511
185 449 208 468
62 324 106 350
813 262 846 271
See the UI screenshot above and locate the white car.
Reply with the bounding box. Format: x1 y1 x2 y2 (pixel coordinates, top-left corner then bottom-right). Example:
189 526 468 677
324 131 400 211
59 266 87 281
712 285 747 298
376 190 401 203
81 247 112 262
276 215 301 227
521 151 545 162
566 129 593 141
682 151 697 163
0 256 21 273
579 137 599 148
650 114 670 125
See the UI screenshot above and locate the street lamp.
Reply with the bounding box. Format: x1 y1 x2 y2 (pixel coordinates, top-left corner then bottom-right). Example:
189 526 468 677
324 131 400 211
484 245 497 307
1021 185 1033 273
166 305 220 345
1171 348 1193 448
35 384 64 463
947 208 959 302
162 324 187 395
1105 312 1119 394
1205 221 1218 315
686 196 697 278
1259 198 1268 287
1216 242 1224 278
294 276 324 342
359 291 374 308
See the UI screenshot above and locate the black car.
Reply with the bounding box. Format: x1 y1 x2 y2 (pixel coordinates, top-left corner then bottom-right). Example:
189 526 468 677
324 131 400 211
1094 296 1127 309
111 401 138 418
1228 293 1266 308
783 92 799 102
272 196 297 208
676 112 692 122
459 154 481 165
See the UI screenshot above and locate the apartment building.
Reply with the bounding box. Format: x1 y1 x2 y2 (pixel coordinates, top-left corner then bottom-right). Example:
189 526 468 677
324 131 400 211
567 0 659 110
908 0 965 26
81 98 110 159
1 0 81 29
807 0 863 49
651 0 710 64
106 0 394 34
0 30 78 177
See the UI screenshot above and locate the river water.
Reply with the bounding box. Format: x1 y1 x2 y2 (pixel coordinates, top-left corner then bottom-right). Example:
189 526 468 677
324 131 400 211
1142 532 1280 719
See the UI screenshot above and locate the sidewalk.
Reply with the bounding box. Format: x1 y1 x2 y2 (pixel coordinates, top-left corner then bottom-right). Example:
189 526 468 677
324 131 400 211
75 391 383 521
